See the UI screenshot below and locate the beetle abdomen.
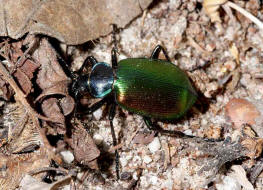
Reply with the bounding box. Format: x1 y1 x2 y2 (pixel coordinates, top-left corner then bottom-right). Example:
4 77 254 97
114 58 197 120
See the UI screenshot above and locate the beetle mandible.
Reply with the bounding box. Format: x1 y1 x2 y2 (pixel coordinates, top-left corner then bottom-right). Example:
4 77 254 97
70 25 198 179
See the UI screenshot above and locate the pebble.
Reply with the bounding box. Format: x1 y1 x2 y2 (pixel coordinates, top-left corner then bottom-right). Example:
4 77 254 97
93 133 104 145
216 176 241 190
143 155 153 164
60 150 74 164
148 137 161 153
225 98 260 129
93 108 103 120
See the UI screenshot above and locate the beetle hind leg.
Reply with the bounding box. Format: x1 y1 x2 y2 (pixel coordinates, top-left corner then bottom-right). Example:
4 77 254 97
143 117 190 138
143 117 223 142
150 45 171 62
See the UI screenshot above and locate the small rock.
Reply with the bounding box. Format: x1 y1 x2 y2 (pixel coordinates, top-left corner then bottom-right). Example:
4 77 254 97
148 137 161 153
60 150 74 164
93 133 103 145
225 98 260 129
216 176 241 190
93 108 103 120
120 172 132 181
143 155 152 164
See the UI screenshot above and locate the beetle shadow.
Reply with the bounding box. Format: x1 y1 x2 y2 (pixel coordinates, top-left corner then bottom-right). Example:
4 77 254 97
96 148 116 178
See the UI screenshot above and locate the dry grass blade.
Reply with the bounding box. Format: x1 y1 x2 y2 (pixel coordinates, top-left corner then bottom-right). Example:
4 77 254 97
203 0 228 23
203 0 263 30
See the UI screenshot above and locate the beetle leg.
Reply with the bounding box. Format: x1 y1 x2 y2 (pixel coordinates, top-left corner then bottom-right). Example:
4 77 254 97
111 48 118 70
79 97 108 116
143 117 194 138
111 24 119 70
143 117 223 142
109 102 120 179
150 45 171 62
78 56 98 74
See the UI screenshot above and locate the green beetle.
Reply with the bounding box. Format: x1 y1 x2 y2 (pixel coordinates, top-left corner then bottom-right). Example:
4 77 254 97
71 44 197 179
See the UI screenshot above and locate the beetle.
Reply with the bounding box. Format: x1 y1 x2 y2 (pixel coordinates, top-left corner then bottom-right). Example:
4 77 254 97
69 27 198 179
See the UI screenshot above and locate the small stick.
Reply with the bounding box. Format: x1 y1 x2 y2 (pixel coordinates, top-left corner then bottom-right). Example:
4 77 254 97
226 1 263 30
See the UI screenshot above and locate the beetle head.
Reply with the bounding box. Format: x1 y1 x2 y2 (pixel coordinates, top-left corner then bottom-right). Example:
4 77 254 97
71 62 114 99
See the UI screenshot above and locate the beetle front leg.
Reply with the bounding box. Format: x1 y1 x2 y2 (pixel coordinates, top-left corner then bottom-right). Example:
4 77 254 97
79 97 108 116
78 56 98 74
109 102 120 179
150 45 171 62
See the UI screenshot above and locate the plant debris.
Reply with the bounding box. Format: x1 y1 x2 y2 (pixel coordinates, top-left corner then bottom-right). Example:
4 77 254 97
0 0 152 45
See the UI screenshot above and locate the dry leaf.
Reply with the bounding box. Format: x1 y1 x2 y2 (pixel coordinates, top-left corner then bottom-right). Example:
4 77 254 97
0 0 152 45
203 0 228 23
0 102 41 153
32 38 74 131
41 98 66 135
228 165 254 190
0 147 51 190
72 122 100 170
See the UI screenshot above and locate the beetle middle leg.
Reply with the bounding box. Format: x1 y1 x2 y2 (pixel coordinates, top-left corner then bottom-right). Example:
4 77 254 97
150 45 171 62
109 101 120 179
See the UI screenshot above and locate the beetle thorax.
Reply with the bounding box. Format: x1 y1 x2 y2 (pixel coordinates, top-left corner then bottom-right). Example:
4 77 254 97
89 62 114 98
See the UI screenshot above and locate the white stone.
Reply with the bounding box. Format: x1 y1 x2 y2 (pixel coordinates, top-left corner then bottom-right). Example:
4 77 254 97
216 176 241 190
148 137 161 153
120 157 128 167
93 108 102 120
143 155 152 164
150 175 158 185
184 129 193 136
93 133 103 145
60 150 74 164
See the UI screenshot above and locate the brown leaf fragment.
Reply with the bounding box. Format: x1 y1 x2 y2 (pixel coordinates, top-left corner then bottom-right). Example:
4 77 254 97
13 68 33 95
0 0 153 45
33 39 73 114
0 78 14 100
60 96 75 116
0 102 41 154
133 131 155 145
0 38 40 96
34 38 70 91
41 98 66 135
72 122 100 170
0 147 51 190
241 126 263 159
